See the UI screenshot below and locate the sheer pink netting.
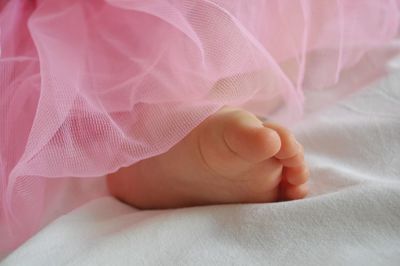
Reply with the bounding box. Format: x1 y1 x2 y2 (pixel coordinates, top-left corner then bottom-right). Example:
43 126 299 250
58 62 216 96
1 0 399 252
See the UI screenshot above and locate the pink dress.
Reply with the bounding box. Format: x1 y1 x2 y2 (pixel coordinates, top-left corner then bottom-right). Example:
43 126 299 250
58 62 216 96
1 0 399 252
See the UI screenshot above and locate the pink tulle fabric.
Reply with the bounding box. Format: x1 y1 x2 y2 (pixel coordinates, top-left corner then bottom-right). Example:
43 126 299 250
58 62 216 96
1 0 399 252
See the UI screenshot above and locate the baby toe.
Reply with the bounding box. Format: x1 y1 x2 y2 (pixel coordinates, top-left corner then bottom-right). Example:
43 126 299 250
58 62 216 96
280 183 308 200
283 164 309 186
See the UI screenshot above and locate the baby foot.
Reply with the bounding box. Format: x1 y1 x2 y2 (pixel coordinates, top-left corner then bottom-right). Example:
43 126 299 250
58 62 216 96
107 107 309 209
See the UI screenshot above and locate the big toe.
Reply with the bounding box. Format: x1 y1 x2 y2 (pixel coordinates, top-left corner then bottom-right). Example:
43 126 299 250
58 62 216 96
222 109 282 163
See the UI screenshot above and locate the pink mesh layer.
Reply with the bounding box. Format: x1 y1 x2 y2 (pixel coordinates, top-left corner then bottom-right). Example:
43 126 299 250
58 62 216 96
1 0 399 252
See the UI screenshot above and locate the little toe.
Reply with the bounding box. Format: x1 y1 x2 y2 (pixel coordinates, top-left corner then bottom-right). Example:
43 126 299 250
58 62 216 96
283 165 309 186
263 123 300 160
280 183 308 200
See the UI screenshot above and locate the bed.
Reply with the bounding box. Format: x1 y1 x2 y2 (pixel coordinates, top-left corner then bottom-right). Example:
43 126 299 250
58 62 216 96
1 64 400 266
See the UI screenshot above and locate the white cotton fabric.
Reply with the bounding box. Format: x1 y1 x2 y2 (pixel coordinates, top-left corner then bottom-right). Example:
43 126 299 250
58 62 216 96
1 66 400 266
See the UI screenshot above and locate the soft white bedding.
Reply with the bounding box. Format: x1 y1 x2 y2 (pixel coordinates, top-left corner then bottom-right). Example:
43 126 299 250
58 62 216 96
1 70 400 265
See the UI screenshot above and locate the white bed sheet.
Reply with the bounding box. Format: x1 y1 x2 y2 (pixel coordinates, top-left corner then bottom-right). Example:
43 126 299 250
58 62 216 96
1 70 400 265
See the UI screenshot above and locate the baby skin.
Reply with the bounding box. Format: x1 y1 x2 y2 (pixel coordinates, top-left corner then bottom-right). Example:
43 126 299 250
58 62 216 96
107 107 309 209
